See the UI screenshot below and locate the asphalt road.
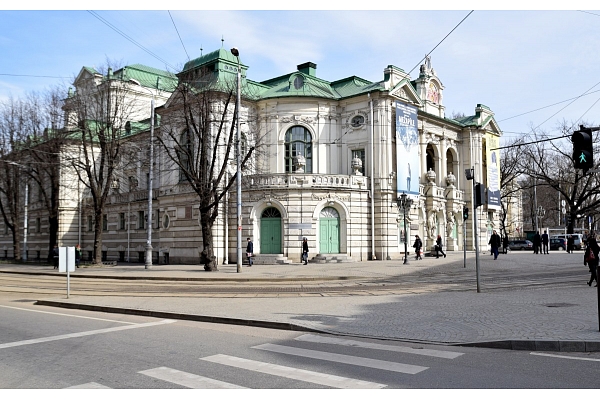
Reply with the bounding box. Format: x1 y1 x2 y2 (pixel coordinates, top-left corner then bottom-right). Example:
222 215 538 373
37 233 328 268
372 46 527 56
1 293 599 389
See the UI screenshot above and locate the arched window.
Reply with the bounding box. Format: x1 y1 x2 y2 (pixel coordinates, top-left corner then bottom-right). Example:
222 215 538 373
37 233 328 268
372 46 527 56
426 145 435 172
178 130 193 182
285 126 312 173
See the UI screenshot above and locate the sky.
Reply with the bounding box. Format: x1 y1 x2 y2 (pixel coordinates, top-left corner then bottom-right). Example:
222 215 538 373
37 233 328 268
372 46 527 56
1 4 600 145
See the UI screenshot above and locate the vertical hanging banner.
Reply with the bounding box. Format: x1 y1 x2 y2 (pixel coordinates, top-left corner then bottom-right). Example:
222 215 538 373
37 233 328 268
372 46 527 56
486 133 501 209
395 101 420 199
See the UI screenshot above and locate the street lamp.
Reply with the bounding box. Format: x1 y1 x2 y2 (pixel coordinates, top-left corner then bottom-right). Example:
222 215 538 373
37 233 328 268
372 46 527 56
535 205 545 233
130 79 155 269
231 47 242 273
396 192 413 265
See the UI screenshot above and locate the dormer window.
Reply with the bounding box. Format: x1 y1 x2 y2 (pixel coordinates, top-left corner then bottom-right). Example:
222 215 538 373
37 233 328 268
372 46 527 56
293 75 304 90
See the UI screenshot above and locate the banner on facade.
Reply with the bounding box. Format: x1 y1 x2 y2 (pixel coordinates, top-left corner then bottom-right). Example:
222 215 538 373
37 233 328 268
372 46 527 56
486 133 501 209
395 101 420 199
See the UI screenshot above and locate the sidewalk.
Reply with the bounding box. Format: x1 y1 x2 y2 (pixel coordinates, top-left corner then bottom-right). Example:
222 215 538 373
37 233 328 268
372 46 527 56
3 251 600 351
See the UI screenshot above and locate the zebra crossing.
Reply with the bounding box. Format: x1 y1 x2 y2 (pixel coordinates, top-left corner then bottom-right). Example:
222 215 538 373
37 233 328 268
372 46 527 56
65 333 464 389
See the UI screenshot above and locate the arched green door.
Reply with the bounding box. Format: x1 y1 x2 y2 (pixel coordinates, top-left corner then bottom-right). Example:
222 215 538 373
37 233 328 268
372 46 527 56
319 207 340 254
260 207 282 254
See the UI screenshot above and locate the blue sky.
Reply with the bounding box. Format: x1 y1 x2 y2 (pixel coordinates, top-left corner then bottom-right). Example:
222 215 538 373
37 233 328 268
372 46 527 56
1 7 599 144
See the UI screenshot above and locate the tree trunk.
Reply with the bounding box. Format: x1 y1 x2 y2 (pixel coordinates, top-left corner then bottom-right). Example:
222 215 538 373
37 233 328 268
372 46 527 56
93 212 103 265
199 208 217 271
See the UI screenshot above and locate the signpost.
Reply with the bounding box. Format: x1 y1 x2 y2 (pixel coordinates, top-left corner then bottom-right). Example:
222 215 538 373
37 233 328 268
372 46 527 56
58 246 76 298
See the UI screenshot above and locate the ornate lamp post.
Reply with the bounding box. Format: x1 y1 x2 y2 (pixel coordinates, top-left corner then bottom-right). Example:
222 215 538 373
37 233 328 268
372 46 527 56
396 192 413 265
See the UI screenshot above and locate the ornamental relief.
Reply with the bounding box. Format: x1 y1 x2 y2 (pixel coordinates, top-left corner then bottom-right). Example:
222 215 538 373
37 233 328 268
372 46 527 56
280 115 315 124
249 193 287 203
311 193 350 202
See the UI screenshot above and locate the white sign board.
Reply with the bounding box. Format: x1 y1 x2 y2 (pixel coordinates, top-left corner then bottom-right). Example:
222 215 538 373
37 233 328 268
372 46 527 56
58 247 76 272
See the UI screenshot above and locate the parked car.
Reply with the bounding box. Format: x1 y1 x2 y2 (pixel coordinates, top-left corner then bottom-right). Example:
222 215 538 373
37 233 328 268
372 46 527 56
508 240 533 251
551 234 583 250
550 238 567 251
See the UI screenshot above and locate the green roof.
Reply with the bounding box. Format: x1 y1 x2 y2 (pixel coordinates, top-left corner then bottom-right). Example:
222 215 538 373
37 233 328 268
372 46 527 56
112 64 177 92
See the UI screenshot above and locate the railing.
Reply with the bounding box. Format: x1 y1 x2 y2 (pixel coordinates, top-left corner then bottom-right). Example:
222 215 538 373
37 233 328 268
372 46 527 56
109 189 158 204
247 173 369 190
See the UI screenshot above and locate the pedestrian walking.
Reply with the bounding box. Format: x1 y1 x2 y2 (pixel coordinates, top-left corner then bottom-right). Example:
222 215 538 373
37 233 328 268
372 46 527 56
75 244 82 268
567 235 574 254
302 237 309 265
52 245 59 269
246 238 253 267
488 230 501 260
412 235 423 260
533 232 541 254
542 230 549 254
502 235 509 254
435 235 446 258
584 232 599 287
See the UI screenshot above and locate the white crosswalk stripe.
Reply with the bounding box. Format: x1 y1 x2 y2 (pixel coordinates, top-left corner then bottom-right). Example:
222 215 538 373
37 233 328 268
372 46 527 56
139 366 246 388
201 354 386 389
65 382 111 389
294 333 464 359
252 343 428 374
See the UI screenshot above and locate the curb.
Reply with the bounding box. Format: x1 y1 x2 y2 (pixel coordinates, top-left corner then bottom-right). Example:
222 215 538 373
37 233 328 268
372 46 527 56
1 270 363 283
34 300 600 352
34 300 326 333
457 340 600 352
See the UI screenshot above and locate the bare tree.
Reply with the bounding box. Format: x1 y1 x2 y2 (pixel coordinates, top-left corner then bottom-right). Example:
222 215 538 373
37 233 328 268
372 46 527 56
64 63 142 264
499 136 526 239
519 121 600 234
0 96 28 260
157 68 261 271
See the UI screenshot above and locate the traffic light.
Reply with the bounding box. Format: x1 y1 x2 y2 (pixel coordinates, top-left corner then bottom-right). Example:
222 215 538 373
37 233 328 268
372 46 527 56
474 183 486 208
572 126 594 170
463 207 469 220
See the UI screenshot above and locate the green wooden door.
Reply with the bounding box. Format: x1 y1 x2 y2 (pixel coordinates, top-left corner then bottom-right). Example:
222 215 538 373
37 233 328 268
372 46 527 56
260 207 282 254
319 207 340 254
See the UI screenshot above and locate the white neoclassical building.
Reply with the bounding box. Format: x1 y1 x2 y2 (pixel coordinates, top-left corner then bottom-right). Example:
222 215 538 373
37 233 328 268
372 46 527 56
0 49 505 265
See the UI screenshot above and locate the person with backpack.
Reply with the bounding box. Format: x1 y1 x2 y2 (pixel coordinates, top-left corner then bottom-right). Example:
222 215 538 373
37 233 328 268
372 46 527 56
412 235 423 260
584 232 599 287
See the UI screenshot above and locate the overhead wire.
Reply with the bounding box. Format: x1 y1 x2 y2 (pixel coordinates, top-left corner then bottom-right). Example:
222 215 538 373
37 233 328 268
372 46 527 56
168 11 190 62
87 10 177 71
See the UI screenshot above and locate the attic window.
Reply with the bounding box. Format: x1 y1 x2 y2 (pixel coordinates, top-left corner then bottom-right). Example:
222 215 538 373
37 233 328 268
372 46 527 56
293 75 304 90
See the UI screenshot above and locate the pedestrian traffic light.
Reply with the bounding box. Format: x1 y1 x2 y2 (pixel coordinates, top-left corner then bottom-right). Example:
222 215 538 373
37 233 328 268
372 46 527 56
572 126 594 170
463 207 469 220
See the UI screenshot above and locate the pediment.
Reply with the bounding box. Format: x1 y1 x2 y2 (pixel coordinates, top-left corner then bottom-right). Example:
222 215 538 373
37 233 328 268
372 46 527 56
389 79 423 107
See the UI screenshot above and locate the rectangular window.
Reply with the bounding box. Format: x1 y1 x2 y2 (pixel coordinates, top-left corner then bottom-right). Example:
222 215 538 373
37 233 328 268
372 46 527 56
88 215 93 232
119 213 125 230
102 214 108 231
36 217 41 233
138 211 145 230
351 149 366 176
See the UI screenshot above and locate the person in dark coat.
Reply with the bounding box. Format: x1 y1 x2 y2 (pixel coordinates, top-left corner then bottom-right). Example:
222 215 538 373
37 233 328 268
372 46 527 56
532 232 541 254
75 244 82 268
413 235 423 260
584 232 599 287
52 245 59 269
488 230 501 260
542 231 549 254
246 238 253 267
567 235 574 254
435 235 446 258
302 237 309 265
502 235 509 254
